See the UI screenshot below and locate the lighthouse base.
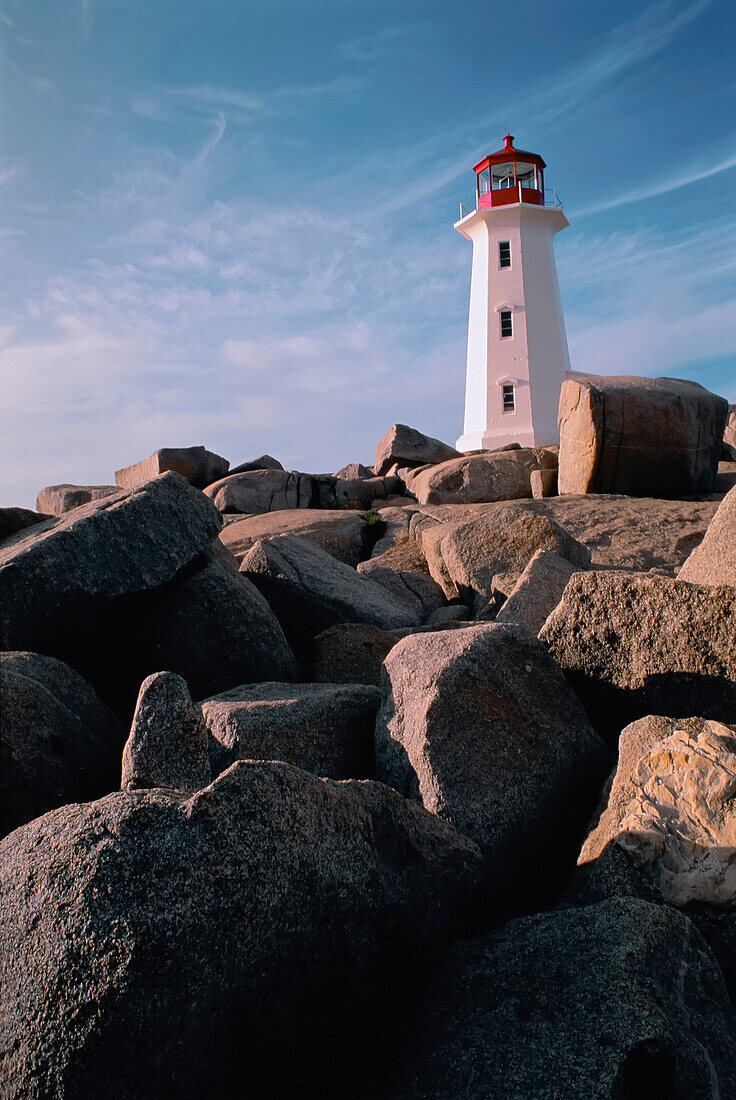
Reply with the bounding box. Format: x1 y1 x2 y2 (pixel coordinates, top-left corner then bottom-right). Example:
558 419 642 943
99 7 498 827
456 426 540 452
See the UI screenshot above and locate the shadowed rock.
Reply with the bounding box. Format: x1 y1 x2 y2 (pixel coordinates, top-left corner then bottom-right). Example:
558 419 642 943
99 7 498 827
311 624 398 685
36 484 119 515
121 672 210 793
0 507 50 543
374 424 460 477
0 761 481 1099
220 508 368 566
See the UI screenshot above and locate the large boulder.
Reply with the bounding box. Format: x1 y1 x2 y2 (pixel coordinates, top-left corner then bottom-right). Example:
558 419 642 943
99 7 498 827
203 468 313 513
240 535 421 667
333 462 373 479
0 761 481 1098
540 571 736 743
0 507 50 543
374 424 460 477
121 672 211 793
228 454 284 475
357 537 446 621
724 405 736 460
220 509 368 566
578 715 736 908
389 897 736 1100
678 483 736 587
115 445 229 490
311 623 398 685
202 681 381 780
0 652 124 838
35 484 118 515
375 624 610 914
0 473 222 674
495 549 584 634
420 504 591 612
404 448 543 506
558 375 728 497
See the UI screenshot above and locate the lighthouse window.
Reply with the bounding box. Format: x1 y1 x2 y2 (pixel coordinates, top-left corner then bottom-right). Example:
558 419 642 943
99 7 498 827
499 241 511 268
502 385 515 412
500 310 513 338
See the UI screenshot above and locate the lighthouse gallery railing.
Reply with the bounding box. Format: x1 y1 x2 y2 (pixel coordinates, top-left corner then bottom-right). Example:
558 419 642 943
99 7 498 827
457 186 563 221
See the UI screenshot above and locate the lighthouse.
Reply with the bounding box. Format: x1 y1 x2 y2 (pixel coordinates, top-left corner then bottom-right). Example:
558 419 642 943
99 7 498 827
455 135 570 452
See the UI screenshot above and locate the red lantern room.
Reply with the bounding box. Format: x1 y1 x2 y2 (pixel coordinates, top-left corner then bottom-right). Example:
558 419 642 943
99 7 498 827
473 134 545 209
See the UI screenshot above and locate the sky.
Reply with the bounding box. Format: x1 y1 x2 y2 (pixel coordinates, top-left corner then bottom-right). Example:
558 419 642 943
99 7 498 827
1 0 735 508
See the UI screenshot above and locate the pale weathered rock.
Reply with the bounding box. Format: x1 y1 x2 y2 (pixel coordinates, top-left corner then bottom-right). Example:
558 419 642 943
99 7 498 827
375 624 610 913
540 571 736 742
240 535 420 667
558 374 728 497
311 624 398 685
0 761 481 1098
202 681 381 780
530 467 557 498
0 473 222 671
390 898 736 1100
35 484 119 515
333 462 373 479
0 652 124 837
374 424 460 477
496 549 583 635
0 507 50 543
228 454 284 475
115 445 229 490
678 484 736 587
404 449 539 506
724 406 736 460
579 715 736 908
204 468 313 513
121 672 210 793
220 508 368 566
421 504 591 611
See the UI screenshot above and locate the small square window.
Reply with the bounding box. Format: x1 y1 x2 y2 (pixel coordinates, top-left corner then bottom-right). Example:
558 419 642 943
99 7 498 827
502 384 515 412
500 310 513 338
499 241 511 268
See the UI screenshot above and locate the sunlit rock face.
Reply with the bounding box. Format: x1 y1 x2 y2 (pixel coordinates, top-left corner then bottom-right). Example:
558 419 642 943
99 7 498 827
580 716 736 908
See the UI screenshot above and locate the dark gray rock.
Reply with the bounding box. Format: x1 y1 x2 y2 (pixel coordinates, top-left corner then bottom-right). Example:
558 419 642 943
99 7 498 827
375 623 610 915
540 571 736 744
0 652 124 838
558 374 728 497
0 507 50 543
240 535 421 668
121 672 210 792
0 473 222 684
36 484 118 515
202 681 381 780
220 509 368 566
0 761 482 1098
311 623 398 685
115 445 229 490
333 462 373 479
374 424 461 477
390 898 736 1100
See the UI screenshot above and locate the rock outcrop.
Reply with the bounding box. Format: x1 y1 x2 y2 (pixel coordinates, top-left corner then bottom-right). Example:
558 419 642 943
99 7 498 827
374 424 460 477
495 548 583 634
540 571 736 742
404 449 540 506
115 445 229 490
36 484 118 515
0 761 481 1098
121 672 211 793
389 898 736 1100
375 623 610 914
220 508 369 566
678 483 736 587
558 375 728 497
0 652 123 837
202 681 381 780
204 468 313 513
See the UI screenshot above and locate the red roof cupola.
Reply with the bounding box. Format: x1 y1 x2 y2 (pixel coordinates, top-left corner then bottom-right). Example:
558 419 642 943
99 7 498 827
473 134 546 209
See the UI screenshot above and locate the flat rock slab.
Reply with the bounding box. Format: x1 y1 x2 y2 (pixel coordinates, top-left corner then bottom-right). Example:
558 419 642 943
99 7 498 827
240 534 421 668
0 652 124 838
122 672 211 793
579 714 736 908
404 449 540 506
540 571 736 743
220 509 368 566
204 469 313 513
374 424 460 477
558 374 727 497
389 897 736 1100
0 760 481 1098
678 483 736 587
116 446 229 490
35 484 119 515
0 473 222 667
201 681 381 780
375 623 610 915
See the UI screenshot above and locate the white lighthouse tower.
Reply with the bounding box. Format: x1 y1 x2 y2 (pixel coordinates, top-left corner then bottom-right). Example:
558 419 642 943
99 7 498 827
455 135 570 451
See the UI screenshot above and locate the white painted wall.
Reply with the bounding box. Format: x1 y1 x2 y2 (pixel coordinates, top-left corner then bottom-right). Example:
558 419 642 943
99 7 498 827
455 202 570 451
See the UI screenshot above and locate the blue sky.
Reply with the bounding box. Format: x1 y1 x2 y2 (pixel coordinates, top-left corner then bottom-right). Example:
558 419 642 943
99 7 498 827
1 0 735 507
